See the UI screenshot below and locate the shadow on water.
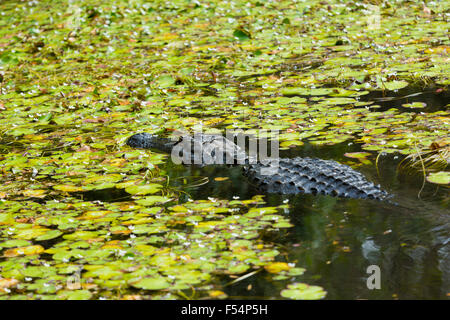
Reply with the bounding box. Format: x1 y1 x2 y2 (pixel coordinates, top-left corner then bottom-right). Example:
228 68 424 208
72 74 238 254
161 139 449 300
79 187 132 202
359 86 449 113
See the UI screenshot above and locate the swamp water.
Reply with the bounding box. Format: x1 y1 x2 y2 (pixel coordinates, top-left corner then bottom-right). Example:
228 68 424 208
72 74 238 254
161 142 449 299
82 88 449 300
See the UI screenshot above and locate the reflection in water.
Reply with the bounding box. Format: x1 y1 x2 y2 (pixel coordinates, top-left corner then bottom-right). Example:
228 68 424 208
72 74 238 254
162 140 449 299
360 86 450 113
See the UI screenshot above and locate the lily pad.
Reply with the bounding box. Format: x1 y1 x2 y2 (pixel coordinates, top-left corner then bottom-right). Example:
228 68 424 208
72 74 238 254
281 283 327 300
125 184 163 195
402 102 426 109
426 171 450 185
382 80 409 91
130 277 171 290
135 196 172 206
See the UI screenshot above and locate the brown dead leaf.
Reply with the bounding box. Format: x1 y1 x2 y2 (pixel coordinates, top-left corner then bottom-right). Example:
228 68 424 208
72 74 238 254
83 117 106 123
0 278 19 290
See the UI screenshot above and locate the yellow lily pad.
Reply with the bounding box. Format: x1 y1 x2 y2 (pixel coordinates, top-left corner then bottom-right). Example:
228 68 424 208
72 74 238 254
4 245 45 257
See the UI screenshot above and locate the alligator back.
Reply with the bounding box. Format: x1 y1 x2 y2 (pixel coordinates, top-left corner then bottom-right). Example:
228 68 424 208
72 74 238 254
171 134 248 166
243 157 389 200
127 132 390 201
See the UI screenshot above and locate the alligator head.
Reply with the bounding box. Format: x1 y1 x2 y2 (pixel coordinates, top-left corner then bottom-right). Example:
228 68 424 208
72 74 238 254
126 133 177 153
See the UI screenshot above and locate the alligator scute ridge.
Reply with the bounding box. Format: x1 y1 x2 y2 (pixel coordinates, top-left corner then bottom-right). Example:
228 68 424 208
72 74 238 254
126 132 390 201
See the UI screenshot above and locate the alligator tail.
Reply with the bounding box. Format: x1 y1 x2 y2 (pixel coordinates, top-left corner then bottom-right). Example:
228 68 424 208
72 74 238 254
243 157 390 201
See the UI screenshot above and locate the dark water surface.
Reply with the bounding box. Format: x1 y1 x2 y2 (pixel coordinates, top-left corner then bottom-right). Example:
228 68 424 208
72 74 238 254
360 86 449 113
161 141 449 300
136 86 448 300
87 87 449 300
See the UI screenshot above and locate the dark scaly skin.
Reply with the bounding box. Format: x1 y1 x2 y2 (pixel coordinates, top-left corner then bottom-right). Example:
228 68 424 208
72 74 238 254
126 132 177 153
243 157 389 200
127 133 390 201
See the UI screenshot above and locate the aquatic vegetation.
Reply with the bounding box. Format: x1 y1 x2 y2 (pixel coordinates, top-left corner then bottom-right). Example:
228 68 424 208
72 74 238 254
399 138 449 190
0 0 448 299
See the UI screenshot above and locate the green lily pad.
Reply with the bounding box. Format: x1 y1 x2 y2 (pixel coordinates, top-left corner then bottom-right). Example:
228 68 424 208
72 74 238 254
0 213 14 225
35 230 63 241
135 196 172 206
233 28 251 41
426 171 450 185
281 87 333 96
125 184 163 195
57 290 93 300
402 102 426 109
281 283 327 300
131 277 171 290
383 80 409 91
156 75 176 88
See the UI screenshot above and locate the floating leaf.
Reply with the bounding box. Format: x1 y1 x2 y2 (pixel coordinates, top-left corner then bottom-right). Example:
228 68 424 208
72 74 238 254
214 177 229 181
264 262 291 273
344 152 372 159
0 213 14 225
78 210 111 220
383 80 409 91
35 230 63 241
156 75 175 88
426 171 449 185
402 102 426 109
281 87 333 96
63 231 101 240
14 227 50 240
22 189 46 198
3 245 45 257
0 278 19 290
8 127 36 136
280 140 304 148
228 264 250 274
131 277 171 290
208 290 227 299
125 184 163 195
233 28 251 41
53 185 83 192
281 283 327 300
58 290 93 300
135 196 172 206
323 97 357 105
0 240 31 248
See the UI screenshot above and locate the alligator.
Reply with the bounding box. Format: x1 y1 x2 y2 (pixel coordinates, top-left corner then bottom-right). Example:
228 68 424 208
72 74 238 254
126 132 390 201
